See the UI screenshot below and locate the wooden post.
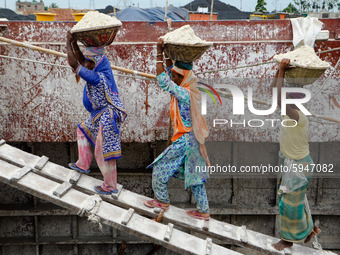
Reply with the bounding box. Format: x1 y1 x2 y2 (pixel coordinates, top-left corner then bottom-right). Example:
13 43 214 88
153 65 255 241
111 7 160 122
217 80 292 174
210 0 214 20
164 0 168 21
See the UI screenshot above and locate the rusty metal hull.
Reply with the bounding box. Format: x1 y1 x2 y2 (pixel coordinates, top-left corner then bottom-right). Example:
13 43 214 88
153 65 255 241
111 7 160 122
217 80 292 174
0 20 339 143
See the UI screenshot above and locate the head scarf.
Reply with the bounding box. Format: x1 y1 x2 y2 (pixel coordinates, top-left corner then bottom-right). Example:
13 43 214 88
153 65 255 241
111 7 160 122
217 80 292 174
170 65 211 166
174 61 193 70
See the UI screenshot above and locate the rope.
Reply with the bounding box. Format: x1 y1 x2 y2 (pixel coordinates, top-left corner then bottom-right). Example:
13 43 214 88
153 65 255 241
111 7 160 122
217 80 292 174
196 47 340 75
0 54 71 69
195 60 276 75
78 194 103 232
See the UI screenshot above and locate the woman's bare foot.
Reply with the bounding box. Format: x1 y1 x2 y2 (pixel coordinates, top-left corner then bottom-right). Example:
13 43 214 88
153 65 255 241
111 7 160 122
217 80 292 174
304 226 321 244
272 240 293 251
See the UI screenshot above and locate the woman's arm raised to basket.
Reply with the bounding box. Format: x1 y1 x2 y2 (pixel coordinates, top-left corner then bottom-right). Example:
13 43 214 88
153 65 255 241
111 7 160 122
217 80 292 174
156 38 166 75
66 31 85 69
277 59 299 122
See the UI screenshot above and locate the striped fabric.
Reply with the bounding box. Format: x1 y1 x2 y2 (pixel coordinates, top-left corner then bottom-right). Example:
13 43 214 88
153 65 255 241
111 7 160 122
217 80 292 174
278 153 314 242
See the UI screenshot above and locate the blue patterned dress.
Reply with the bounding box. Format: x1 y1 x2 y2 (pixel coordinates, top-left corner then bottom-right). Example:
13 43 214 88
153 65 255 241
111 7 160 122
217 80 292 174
148 67 209 213
76 55 126 160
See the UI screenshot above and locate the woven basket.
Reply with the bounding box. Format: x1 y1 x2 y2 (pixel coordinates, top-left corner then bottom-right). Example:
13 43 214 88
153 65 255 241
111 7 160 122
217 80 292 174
276 61 329 86
72 25 121 47
164 42 212 62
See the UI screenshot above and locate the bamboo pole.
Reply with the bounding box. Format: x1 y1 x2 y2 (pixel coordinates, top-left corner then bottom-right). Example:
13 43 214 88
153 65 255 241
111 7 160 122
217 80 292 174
0 36 157 79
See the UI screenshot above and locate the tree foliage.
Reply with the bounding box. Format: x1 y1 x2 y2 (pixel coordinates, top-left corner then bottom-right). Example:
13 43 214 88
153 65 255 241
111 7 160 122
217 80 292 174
283 3 299 12
49 3 59 8
255 0 268 13
287 0 340 12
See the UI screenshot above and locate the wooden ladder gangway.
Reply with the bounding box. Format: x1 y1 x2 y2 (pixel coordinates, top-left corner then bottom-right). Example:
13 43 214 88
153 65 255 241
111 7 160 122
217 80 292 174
0 140 336 255
0 139 239 255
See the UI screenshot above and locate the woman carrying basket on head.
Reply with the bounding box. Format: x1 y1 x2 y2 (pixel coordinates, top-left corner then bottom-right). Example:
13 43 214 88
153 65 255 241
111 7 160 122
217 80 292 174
144 38 211 221
66 31 127 195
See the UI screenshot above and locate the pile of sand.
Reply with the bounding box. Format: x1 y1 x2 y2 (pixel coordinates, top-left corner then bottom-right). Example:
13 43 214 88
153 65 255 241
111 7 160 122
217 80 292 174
274 45 330 68
161 25 209 45
71 11 122 32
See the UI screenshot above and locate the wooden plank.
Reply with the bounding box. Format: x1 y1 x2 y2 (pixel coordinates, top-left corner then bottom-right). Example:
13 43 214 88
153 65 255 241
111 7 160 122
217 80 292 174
0 144 40 169
121 208 134 225
205 238 212 255
10 166 32 182
53 181 73 198
35 156 49 170
0 144 337 255
164 223 174 242
0 159 241 255
0 139 5 146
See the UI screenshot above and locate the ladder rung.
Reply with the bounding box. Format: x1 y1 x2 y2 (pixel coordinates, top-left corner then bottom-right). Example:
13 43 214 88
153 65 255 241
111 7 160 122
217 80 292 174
111 185 123 200
10 166 32 182
164 223 174 242
205 237 212 255
35 156 49 170
53 181 72 198
240 225 248 244
69 171 82 184
203 219 209 231
121 208 134 225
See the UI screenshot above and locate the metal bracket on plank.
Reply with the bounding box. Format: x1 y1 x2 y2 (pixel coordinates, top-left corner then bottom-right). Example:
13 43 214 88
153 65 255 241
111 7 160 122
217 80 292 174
10 166 32 182
0 139 5 146
121 208 134 225
164 223 174 242
53 181 73 198
35 156 49 170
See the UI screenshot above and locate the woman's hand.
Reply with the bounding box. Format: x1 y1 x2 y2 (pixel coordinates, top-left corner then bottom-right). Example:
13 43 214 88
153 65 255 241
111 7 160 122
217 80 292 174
279 58 292 72
67 31 77 44
157 38 165 54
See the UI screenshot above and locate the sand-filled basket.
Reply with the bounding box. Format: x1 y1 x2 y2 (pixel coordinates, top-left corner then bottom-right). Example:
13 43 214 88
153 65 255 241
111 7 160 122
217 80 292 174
164 42 213 62
71 24 121 47
276 61 329 86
